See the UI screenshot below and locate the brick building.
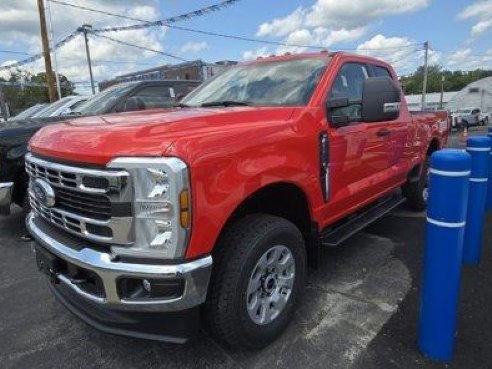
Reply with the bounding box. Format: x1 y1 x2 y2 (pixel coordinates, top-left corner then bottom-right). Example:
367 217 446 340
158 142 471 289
98 60 237 91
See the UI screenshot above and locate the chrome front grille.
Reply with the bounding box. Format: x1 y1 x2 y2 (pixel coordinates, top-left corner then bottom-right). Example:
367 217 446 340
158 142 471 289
55 187 111 220
26 153 134 245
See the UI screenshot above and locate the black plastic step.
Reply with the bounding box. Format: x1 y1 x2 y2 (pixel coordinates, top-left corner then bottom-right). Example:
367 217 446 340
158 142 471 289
320 193 405 247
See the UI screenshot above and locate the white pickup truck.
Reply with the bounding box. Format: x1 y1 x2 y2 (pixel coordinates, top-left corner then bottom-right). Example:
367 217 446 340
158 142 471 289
452 107 489 130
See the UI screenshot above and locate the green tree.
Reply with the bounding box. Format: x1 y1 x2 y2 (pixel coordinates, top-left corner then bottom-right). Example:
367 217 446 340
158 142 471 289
401 65 492 95
1 70 75 115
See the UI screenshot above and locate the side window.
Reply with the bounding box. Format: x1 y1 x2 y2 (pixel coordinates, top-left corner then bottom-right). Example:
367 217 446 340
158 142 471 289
70 99 87 110
130 86 175 109
174 84 199 100
328 63 368 121
373 66 392 78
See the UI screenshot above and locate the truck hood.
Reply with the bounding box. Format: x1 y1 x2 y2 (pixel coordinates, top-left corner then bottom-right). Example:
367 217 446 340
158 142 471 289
29 107 295 165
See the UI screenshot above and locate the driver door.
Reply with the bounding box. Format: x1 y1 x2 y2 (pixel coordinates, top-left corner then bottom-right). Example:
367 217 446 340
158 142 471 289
322 62 392 219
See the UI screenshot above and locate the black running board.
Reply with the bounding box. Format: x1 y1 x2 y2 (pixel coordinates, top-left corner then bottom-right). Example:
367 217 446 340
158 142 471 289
320 193 405 247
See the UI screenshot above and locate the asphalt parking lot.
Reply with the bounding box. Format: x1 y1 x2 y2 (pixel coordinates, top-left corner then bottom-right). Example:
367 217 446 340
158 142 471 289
2 129 492 369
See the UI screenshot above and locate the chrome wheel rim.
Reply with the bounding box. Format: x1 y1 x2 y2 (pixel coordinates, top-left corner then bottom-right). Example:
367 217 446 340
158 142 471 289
246 245 295 325
423 165 430 203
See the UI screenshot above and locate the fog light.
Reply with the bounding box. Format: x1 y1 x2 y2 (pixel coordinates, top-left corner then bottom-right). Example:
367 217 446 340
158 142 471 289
118 278 185 300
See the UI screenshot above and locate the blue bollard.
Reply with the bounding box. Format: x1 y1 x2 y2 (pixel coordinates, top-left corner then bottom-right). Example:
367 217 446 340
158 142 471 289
418 149 471 361
487 127 492 211
463 136 492 264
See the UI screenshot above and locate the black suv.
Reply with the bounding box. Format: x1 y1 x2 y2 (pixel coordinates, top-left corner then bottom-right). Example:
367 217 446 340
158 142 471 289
0 80 200 215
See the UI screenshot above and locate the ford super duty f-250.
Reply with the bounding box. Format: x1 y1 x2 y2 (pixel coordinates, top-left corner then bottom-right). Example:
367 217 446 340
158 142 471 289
26 52 448 348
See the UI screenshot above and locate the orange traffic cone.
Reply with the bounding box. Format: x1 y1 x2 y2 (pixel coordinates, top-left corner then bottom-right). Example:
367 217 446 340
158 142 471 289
460 126 468 142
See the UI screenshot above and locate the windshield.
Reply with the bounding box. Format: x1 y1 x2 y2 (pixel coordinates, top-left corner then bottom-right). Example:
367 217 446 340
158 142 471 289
36 97 75 117
181 57 329 107
74 83 136 115
457 109 472 114
11 104 46 120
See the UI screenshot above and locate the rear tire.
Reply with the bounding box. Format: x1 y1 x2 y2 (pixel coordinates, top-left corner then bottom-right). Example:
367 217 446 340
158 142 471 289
203 214 307 348
403 157 429 212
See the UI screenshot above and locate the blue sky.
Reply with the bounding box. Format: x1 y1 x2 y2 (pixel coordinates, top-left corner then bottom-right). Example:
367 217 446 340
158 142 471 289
0 0 491 92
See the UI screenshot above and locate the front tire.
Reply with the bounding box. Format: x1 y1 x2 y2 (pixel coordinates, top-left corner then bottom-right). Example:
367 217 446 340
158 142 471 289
203 214 307 348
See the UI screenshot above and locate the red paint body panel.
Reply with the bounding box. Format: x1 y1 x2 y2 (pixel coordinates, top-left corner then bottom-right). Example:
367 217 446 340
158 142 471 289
29 53 449 259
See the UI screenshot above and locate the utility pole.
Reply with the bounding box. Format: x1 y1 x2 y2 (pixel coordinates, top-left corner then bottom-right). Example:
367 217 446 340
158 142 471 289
79 24 95 94
440 74 445 109
37 0 58 102
421 41 429 111
46 0 62 98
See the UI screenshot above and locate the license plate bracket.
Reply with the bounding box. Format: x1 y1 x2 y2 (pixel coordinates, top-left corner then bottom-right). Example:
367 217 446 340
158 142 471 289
35 245 60 284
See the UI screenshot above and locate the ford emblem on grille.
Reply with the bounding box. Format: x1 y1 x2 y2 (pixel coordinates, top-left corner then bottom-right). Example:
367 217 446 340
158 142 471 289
32 178 56 208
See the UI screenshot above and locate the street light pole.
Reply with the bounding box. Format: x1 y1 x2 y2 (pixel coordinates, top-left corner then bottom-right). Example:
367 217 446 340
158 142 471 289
80 24 95 94
421 41 429 111
440 74 445 110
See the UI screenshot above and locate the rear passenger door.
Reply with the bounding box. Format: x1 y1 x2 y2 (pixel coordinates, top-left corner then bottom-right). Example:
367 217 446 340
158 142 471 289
369 64 410 182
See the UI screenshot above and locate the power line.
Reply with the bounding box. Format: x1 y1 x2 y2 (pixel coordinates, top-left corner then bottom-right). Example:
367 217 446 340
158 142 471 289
0 30 80 71
167 24 421 51
60 57 156 66
47 0 421 51
0 50 33 56
0 0 239 71
48 0 153 24
391 48 422 66
90 33 188 62
431 49 492 59
48 0 241 34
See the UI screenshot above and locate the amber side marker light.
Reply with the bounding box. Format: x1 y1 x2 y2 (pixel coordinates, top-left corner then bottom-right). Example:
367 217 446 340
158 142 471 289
180 190 190 228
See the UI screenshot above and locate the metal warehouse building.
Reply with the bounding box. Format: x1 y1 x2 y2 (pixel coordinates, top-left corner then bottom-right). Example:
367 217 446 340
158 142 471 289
446 76 492 113
405 77 492 113
405 92 458 112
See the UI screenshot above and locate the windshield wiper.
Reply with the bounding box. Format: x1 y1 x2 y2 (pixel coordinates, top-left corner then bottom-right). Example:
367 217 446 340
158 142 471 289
200 100 250 107
173 102 192 108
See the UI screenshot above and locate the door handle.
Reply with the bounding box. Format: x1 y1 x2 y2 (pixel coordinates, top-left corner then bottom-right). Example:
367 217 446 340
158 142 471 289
376 129 391 137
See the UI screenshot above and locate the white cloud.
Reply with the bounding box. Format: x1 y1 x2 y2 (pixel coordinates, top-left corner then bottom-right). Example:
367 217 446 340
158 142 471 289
250 0 430 63
458 0 492 37
305 0 429 29
242 47 270 60
180 41 208 54
446 48 492 70
258 0 429 38
458 0 492 19
0 0 168 93
272 26 368 55
257 7 306 37
325 27 368 45
356 34 422 74
471 19 492 36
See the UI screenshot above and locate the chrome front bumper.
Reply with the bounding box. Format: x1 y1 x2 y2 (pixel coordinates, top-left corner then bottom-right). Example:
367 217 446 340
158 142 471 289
0 182 13 211
27 213 212 312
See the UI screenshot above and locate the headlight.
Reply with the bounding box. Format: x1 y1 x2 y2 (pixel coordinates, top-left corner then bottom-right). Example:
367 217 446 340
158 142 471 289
107 157 190 259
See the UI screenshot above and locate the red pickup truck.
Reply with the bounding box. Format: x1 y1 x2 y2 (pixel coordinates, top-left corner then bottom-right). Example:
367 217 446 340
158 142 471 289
26 52 448 348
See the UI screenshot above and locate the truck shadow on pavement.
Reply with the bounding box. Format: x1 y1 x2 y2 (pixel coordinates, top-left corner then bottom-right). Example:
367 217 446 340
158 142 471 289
1 207 419 369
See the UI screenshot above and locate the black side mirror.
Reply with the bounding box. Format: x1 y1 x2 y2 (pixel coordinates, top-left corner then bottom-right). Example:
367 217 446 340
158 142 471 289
123 97 146 112
361 77 401 122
